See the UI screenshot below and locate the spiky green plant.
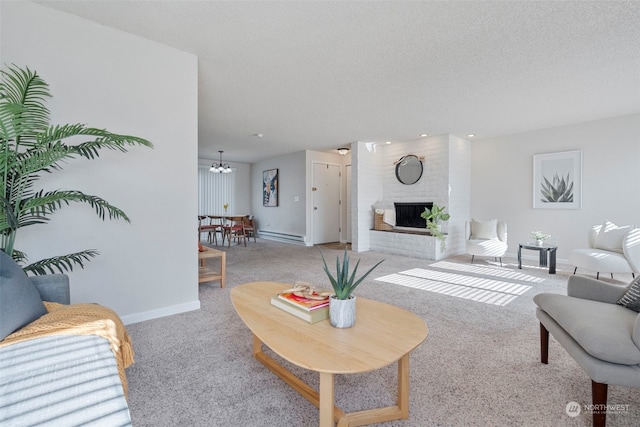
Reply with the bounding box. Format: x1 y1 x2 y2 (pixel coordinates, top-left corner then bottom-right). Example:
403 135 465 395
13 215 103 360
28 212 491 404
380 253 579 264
0 64 152 275
540 173 573 203
320 248 384 300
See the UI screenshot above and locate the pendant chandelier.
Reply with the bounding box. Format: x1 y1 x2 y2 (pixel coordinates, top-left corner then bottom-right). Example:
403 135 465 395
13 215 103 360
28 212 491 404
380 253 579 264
210 150 232 173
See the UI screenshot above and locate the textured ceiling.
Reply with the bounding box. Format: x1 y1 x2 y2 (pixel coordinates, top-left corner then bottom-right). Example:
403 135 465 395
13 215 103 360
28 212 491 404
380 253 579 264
37 1 640 163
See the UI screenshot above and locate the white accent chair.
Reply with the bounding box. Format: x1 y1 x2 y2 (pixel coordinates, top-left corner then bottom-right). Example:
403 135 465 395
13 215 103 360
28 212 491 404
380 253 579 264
465 219 508 266
569 222 639 280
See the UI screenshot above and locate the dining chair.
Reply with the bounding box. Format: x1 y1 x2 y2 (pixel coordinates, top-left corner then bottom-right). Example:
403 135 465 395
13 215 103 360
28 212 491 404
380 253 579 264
198 216 213 244
220 217 232 246
242 215 256 242
207 215 224 245
226 216 247 247
199 215 221 245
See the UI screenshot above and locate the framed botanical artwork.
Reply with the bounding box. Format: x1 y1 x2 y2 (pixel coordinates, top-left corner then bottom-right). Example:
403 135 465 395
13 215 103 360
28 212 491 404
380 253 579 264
533 150 582 209
263 168 279 207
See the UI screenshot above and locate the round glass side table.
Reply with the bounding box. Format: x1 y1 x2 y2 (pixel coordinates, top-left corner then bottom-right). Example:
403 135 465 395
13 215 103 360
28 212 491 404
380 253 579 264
517 242 557 274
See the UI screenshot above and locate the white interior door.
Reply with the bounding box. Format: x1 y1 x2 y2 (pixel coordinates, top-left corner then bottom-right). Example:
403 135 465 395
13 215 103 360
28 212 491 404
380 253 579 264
313 163 341 244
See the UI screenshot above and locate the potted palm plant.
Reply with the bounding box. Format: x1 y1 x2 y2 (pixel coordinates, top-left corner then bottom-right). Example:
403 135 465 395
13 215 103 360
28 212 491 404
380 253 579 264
420 203 451 249
320 247 384 328
0 65 152 274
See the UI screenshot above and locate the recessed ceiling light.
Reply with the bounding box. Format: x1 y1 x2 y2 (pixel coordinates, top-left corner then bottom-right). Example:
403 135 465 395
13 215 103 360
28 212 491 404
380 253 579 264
385 141 392 144
467 134 476 138
420 134 428 137
253 133 263 138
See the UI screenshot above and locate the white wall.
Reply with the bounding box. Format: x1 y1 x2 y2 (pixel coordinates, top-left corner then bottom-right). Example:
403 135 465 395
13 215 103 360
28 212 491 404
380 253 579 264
447 135 472 255
251 150 307 239
471 114 640 261
352 141 383 252
2 1 199 323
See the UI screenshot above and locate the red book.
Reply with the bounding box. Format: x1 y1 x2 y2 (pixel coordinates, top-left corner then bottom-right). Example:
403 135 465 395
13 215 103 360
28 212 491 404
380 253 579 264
277 292 329 311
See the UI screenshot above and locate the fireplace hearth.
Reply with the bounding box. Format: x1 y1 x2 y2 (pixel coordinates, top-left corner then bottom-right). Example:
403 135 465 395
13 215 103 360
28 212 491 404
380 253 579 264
394 202 433 229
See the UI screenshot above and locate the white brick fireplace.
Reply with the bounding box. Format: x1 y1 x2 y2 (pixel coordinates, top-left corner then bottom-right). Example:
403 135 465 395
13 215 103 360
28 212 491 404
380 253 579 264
352 134 471 260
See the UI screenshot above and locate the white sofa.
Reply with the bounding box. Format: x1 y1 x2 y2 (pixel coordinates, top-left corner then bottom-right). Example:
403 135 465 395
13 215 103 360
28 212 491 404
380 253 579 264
569 221 639 279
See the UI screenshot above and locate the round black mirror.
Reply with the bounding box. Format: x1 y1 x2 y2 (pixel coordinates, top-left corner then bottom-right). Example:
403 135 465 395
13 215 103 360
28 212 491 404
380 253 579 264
395 155 423 185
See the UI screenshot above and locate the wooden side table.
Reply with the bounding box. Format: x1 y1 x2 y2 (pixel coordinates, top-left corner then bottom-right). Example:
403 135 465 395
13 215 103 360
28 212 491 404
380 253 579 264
198 247 225 287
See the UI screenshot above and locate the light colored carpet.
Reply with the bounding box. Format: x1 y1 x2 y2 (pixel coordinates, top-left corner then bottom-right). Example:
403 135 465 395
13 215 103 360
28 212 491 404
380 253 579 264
125 239 640 426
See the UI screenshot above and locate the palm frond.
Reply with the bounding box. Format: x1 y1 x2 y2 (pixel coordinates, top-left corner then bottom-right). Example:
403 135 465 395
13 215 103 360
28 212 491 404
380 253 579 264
0 103 28 143
8 248 28 265
33 124 153 156
0 194 18 231
22 250 100 275
14 140 85 174
0 65 51 145
21 190 131 223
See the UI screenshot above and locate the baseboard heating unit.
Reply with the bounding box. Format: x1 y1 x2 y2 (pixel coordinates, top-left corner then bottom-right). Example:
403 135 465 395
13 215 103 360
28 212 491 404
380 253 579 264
258 230 306 245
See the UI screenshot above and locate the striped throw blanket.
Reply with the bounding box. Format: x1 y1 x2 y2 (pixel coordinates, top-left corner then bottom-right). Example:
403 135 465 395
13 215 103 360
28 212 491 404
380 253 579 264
0 302 134 397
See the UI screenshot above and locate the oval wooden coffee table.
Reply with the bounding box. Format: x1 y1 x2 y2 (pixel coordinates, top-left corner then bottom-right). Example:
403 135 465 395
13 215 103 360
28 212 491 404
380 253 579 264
231 282 429 427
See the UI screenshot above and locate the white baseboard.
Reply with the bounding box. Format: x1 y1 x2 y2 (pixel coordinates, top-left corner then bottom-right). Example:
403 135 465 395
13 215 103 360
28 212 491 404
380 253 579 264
121 300 201 325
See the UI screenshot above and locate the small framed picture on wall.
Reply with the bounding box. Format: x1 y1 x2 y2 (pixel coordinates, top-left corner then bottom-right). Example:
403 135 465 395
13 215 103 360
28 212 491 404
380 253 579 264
263 168 279 207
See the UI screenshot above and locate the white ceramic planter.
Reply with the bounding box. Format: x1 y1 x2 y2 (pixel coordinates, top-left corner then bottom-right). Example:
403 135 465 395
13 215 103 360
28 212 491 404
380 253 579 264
329 295 356 328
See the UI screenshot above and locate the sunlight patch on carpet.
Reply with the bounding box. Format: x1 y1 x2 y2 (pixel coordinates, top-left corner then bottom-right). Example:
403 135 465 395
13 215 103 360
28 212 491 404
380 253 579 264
428 261 545 283
375 267 533 306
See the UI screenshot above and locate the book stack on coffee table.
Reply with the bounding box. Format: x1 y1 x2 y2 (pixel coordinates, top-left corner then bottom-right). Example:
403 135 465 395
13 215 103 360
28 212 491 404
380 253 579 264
270 290 330 324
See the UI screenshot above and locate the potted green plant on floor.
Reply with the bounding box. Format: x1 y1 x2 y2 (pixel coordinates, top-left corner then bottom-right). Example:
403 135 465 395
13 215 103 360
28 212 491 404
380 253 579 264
0 65 153 274
420 203 451 250
320 247 384 328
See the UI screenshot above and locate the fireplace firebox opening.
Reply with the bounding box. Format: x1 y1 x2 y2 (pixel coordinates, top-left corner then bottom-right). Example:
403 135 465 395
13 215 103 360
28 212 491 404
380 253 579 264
394 202 433 229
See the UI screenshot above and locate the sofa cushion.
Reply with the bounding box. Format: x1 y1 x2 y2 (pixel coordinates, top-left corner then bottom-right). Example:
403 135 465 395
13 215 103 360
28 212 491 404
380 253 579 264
470 218 497 240
618 276 640 312
595 221 634 253
534 292 640 365
0 251 47 340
